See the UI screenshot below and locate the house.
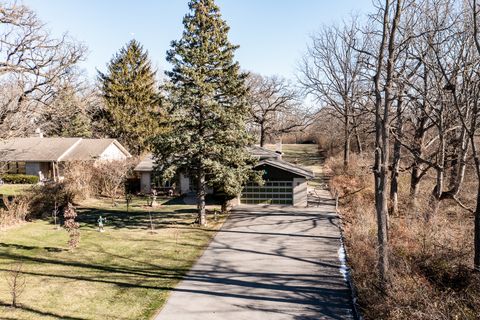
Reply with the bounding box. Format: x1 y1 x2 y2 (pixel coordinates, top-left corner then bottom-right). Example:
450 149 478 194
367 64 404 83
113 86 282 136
0 137 131 181
134 146 314 207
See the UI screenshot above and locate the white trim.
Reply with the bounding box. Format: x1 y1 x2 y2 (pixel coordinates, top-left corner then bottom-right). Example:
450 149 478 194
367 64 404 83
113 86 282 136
57 138 83 161
111 139 132 158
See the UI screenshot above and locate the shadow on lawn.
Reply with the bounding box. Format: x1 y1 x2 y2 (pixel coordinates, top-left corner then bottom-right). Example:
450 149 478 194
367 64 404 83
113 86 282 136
74 207 198 230
0 249 350 314
0 302 85 320
0 242 64 252
0 208 352 320
46 195 221 230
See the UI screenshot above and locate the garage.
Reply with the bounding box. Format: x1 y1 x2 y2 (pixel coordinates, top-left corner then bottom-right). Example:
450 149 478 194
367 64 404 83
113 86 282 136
240 158 315 207
133 146 314 207
241 181 293 205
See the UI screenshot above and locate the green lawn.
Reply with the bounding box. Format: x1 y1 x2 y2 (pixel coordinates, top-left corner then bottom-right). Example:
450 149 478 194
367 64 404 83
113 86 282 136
0 184 32 196
0 197 224 320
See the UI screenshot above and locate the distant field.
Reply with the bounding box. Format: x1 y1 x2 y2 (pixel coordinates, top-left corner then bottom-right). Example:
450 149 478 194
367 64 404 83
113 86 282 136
264 144 325 188
0 197 224 320
0 184 31 196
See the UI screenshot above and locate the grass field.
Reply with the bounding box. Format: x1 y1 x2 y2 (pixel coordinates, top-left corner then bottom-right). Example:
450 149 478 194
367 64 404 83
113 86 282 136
0 184 31 196
265 144 325 188
0 197 224 320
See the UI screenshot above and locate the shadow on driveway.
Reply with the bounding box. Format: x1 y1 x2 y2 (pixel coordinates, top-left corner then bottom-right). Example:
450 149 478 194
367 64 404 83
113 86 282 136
156 205 354 320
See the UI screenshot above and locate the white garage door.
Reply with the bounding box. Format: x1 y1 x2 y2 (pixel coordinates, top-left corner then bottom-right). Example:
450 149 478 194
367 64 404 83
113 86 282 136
241 181 293 205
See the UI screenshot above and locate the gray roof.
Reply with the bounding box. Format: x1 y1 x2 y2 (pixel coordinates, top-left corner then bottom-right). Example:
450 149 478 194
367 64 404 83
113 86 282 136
60 139 131 161
248 145 281 159
258 158 315 179
0 137 131 162
134 148 314 179
134 146 280 173
134 154 155 172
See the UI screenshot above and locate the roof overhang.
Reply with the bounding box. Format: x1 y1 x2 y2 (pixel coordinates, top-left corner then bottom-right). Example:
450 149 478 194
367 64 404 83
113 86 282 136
256 159 315 179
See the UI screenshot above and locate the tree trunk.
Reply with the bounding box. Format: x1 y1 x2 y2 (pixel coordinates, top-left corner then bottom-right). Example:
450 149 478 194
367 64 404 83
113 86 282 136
221 201 228 214
427 166 443 221
260 124 266 147
353 119 363 155
448 128 468 196
390 158 399 216
373 0 402 289
374 49 390 290
410 165 421 217
471 138 480 271
408 65 429 216
428 123 445 221
344 115 350 170
390 97 403 216
475 181 480 271
468 0 479 271
197 170 206 226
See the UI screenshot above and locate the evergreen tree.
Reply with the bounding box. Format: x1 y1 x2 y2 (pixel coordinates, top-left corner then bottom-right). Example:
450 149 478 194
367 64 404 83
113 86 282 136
43 85 93 138
152 0 259 225
98 40 160 155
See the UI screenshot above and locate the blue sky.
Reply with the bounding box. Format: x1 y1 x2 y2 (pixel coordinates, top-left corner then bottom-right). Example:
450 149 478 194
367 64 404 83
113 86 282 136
23 0 373 80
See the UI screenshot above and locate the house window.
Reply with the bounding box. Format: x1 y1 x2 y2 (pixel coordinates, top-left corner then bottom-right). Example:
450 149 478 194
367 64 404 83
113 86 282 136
152 175 173 189
5 162 26 174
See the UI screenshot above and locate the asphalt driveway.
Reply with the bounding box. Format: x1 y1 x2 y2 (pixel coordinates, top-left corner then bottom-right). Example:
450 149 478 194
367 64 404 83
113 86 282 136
155 202 353 320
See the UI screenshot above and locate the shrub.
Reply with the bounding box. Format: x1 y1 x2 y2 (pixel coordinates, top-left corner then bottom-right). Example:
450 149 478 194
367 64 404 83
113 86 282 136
62 161 96 201
28 183 74 219
0 192 33 227
1 174 39 184
94 159 136 206
63 202 80 249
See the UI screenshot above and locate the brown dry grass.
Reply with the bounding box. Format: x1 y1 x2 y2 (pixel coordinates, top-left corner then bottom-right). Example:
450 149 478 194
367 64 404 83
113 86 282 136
326 155 480 320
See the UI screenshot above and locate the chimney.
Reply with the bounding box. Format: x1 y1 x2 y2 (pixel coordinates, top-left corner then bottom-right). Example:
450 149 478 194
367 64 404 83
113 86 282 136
275 141 283 159
34 128 44 138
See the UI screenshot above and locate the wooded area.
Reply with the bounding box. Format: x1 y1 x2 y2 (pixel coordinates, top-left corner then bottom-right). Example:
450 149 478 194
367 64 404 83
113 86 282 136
301 0 480 318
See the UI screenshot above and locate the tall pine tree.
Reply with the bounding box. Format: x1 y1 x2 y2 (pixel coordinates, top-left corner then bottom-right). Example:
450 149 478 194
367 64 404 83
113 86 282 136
98 40 160 155
152 0 258 225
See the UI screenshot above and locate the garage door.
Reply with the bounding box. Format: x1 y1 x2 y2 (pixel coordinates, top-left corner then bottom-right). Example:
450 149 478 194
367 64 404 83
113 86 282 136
241 181 293 205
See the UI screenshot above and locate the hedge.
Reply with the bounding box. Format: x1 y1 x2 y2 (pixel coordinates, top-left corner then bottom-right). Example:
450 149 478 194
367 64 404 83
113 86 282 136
1 174 39 184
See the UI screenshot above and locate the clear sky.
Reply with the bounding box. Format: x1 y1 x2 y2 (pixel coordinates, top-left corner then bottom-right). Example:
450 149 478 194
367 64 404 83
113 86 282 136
22 0 374 80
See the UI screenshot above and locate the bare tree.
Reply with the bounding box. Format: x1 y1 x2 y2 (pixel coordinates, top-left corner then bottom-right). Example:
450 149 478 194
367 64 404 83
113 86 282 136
95 160 133 206
0 2 86 138
299 18 369 168
389 0 473 219
367 0 404 288
468 0 480 271
5 261 26 307
246 73 310 146
387 1 423 215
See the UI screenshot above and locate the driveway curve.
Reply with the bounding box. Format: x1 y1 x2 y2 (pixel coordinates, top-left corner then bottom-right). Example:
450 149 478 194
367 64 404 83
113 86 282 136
155 204 353 320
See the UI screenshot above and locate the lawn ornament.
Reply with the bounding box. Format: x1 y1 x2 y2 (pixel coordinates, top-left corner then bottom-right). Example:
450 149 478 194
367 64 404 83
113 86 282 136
98 215 107 232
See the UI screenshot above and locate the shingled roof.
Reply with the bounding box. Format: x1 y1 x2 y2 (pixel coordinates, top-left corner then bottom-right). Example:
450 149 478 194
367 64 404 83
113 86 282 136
257 158 315 179
134 146 314 179
60 139 131 161
134 154 155 172
0 137 131 162
247 145 281 159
